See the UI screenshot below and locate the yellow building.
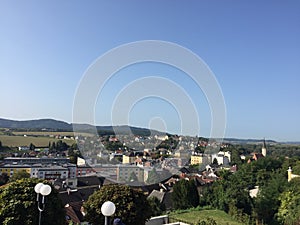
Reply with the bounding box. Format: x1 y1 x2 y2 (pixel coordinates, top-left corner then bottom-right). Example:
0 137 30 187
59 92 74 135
191 154 211 165
191 155 203 165
0 164 31 177
122 154 136 164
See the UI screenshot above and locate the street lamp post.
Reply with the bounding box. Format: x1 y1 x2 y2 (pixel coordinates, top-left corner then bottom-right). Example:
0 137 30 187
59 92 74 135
34 183 52 225
101 201 116 225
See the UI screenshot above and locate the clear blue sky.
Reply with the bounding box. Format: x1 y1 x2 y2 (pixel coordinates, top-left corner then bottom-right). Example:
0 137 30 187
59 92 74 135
0 1 299 141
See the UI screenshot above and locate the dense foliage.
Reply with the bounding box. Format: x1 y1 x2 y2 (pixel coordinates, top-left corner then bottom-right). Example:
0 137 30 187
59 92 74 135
0 173 9 186
9 170 30 182
197 217 218 225
277 178 300 225
172 179 199 210
0 178 65 225
67 148 82 164
155 136 179 150
147 196 166 216
199 156 300 224
49 140 70 151
84 184 152 225
234 143 300 158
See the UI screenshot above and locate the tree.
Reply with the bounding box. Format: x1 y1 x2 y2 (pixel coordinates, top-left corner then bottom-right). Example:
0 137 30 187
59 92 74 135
172 179 199 210
70 143 78 150
0 173 9 186
29 143 35 151
9 170 30 182
227 145 242 165
0 178 65 225
277 178 300 225
212 158 218 165
84 184 152 225
147 197 165 216
68 149 82 164
194 146 205 154
0 141 2 149
56 140 69 151
50 142 56 151
197 218 217 225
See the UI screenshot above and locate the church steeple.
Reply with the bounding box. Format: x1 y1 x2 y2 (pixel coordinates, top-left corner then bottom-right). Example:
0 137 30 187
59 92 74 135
262 138 267 157
288 167 293 182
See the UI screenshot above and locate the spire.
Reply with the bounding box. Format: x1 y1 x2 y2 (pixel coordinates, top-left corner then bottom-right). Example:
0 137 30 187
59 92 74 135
263 138 267 149
262 138 267 157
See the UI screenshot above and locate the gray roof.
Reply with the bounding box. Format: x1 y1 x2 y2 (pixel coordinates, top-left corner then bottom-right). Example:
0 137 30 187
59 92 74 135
147 190 165 203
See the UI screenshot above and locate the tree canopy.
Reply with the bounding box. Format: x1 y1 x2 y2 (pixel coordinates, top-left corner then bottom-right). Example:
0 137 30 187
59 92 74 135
200 156 292 224
84 184 152 225
0 178 65 225
147 196 165 217
0 173 9 186
9 170 30 182
172 179 199 210
277 178 300 225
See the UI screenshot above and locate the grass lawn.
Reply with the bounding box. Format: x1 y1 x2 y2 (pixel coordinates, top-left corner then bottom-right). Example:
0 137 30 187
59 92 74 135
0 135 75 147
169 209 244 225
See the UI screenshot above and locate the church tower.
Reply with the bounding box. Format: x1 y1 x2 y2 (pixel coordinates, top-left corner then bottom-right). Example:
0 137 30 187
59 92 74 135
288 167 293 182
262 139 267 157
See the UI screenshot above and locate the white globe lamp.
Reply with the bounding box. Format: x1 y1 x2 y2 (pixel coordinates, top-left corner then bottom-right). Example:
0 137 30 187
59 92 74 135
40 184 52 196
34 183 44 194
101 201 116 225
101 201 116 216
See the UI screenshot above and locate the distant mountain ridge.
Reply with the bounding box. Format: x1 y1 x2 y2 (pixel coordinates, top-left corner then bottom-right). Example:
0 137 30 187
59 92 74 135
0 118 71 130
0 118 283 143
223 138 277 144
0 118 164 136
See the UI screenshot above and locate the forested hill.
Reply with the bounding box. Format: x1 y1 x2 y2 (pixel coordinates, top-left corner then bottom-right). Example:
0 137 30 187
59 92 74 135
0 118 164 136
0 118 283 142
0 118 71 130
223 138 277 144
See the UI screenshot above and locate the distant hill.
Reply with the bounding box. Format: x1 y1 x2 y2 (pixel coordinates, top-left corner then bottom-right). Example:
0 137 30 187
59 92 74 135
0 118 165 136
96 125 163 136
0 118 71 130
223 138 277 144
0 118 285 142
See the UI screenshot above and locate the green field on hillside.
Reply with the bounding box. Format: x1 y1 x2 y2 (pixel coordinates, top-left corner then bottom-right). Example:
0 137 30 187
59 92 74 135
12 131 75 136
12 131 94 137
169 209 244 225
0 135 75 147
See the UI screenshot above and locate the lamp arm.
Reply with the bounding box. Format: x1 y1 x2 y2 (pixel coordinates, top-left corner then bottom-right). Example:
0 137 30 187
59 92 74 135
36 194 46 212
